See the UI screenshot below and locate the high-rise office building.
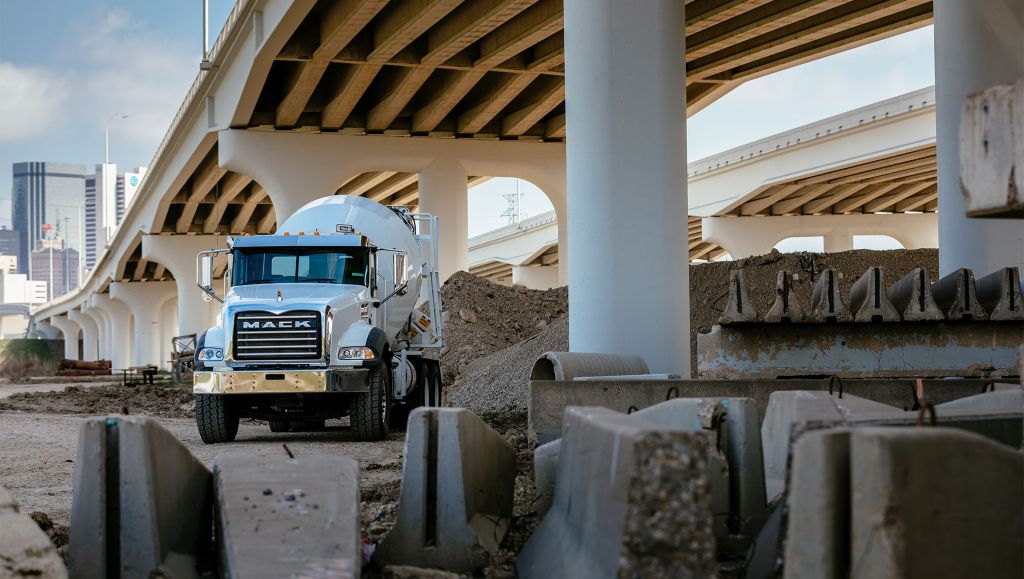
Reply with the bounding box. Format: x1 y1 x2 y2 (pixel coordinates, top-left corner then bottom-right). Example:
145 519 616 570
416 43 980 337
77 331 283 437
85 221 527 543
12 162 86 275
0 227 22 264
84 164 147 269
30 237 79 300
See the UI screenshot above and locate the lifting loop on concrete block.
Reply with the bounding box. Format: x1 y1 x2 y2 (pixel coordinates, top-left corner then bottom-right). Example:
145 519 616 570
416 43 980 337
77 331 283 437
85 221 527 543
916 402 937 427
665 386 679 401
626 405 639 414
827 375 844 399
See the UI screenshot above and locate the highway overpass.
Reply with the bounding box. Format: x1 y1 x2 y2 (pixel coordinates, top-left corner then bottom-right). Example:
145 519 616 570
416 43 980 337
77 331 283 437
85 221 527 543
27 0 1023 375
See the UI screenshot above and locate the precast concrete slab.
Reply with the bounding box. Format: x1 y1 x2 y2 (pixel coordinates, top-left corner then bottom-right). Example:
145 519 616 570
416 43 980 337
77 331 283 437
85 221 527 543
783 429 851 579
0 484 68 578
850 428 1023 578
213 453 360 578
761 391 900 500
529 378 995 444
887 267 943 321
849 267 900 322
69 416 211 579
931 267 988 320
517 407 716 578
375 408 516 572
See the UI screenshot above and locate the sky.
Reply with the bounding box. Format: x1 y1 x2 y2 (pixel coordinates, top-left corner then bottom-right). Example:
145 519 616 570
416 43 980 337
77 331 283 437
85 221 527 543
0 3 936 241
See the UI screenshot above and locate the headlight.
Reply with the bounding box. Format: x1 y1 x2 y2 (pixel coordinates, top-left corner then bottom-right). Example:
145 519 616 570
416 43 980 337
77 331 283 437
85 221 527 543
338 346 375 360
198 347 223 361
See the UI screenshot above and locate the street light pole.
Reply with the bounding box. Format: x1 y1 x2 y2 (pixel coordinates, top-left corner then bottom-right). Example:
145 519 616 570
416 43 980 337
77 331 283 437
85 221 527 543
104 114 130 165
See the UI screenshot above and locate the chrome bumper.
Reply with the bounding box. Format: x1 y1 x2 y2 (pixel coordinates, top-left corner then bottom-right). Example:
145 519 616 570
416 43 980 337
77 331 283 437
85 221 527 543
194 368 369 394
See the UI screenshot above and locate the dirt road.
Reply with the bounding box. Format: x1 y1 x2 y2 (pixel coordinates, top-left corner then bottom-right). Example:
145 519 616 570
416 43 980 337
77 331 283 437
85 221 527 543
0 405 405 528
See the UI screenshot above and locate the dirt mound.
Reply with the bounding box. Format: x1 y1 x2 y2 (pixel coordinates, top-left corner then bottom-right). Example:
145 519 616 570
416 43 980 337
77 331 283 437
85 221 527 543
439 271 567 386
0 384 195 419
443 249 939 413
30 512 69 564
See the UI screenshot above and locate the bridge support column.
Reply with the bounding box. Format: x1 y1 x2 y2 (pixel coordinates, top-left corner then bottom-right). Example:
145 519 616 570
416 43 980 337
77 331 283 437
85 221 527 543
48 315 81 360
34 321 60 340
84 307 110 361
564 0 689 374
68 309 99 362
142 235 224 338
90 293 132 370
934 0 1024 274
702 213 939 259
419 160 469 281
110 281 176 367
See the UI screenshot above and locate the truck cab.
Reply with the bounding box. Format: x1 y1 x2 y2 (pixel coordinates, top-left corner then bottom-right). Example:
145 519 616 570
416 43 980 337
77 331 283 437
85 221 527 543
192 196 443 443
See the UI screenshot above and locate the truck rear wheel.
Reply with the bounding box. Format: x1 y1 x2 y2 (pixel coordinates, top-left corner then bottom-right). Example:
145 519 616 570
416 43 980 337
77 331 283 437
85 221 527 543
351 362 391 441
196 394 239 443
268 421 290 432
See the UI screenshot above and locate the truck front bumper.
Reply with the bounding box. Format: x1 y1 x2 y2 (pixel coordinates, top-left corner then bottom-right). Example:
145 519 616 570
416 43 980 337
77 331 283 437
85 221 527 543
194 368 370 394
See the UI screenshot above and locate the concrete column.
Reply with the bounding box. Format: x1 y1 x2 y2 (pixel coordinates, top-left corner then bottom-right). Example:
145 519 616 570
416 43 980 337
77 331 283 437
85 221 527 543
110 281 176 367
564 0 689 374
84 306 110 361
512 265 561 290
823 233 854 253
90 293 133 369
48 315 81 360
419 159 469 281
67 309 99 362
142 234 225 337
934 0 1024 275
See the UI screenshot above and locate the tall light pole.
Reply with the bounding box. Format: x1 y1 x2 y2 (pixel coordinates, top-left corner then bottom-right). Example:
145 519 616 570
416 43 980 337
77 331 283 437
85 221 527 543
104 114 130 165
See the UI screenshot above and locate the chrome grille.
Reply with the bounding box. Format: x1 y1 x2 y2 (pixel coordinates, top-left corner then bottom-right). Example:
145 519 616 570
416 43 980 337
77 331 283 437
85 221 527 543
233 311 321 361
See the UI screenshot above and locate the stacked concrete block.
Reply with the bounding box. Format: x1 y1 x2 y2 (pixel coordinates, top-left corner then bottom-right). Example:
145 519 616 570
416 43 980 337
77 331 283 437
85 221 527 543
69 416 211 578
887 267 943 321
931 267 988 320
765 270 806 323
810 269 851 322
719 269 759 324
960 78 1024 218
976 266 1023 320
214 454 361 578
784 427 1024 578
0 485 68 578
375 408 516 572
518 407 716 578
849 267 900 322
760 391 901 500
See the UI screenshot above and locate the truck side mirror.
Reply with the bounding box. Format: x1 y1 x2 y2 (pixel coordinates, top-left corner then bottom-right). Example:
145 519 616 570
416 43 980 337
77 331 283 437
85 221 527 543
393 252 408 289
197 249 227 303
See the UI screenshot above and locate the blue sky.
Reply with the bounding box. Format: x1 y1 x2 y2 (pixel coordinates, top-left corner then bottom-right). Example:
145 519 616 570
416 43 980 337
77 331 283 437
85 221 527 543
0 3 935 236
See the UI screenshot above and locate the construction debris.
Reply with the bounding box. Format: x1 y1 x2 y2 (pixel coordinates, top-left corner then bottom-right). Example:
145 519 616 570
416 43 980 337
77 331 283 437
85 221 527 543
56 359 112 376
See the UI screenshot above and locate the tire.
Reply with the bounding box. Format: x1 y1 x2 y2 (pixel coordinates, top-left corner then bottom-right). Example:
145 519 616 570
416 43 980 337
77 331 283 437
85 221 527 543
269 421 291 433
351 360 391 442
196 394 239 443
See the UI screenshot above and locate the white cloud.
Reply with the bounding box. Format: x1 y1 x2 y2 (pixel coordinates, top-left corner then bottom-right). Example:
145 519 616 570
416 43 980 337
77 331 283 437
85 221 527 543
0 61 69 142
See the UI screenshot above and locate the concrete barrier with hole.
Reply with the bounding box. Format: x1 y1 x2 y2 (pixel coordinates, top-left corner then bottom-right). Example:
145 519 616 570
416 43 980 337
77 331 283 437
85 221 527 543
530 351 649 381
784 427 1023 578
0 485 68 578
374 407 516 572
214 453 361 578
517 407 716 578
69 416 211 578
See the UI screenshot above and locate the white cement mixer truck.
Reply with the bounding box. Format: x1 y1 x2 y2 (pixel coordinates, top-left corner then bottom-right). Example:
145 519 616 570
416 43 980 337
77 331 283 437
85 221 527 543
192 195 444 443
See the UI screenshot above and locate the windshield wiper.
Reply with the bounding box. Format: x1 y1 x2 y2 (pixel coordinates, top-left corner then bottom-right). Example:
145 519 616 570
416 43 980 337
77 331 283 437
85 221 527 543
300 278 338 284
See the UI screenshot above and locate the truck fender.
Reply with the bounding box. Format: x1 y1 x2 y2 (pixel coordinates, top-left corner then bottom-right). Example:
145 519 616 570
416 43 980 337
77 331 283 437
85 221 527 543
335 324 388 366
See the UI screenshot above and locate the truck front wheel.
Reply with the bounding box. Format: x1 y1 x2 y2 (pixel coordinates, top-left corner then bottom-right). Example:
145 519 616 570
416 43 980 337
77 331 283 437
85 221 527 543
196 394 239 443
351 362 391 441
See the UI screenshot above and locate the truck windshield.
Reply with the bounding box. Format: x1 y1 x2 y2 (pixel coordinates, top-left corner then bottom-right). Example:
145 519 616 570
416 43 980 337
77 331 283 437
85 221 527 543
232 247 369 286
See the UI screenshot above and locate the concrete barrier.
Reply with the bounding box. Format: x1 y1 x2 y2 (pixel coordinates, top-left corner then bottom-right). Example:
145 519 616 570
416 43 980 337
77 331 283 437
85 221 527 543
761 391 900 500
931 268 988 320
0 485 68 578
810 269 851 322
935 385 1024 412
976 266 1023 321
69 416 211 578
528 378 993 445
719 270 759 324
850 428 1023 578
849 267 900 322
765 270 806 323
375 408 516 571
887 267 943 321
214 453 360 578
530 351 649 381
517 407 715 578
533 439 560 516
